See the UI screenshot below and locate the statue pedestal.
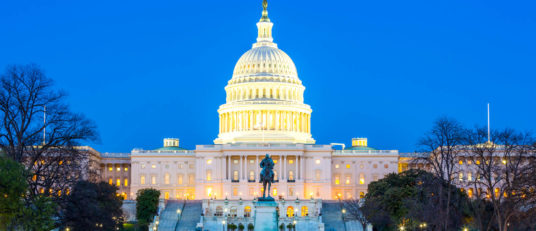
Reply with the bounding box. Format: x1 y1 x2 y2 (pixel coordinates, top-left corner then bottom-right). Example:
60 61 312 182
254 200 278 231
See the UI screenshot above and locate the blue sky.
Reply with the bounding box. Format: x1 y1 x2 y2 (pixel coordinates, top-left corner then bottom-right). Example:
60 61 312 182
1 0 535 153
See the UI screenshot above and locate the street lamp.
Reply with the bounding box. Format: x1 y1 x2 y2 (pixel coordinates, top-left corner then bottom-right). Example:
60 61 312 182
222 220 226 231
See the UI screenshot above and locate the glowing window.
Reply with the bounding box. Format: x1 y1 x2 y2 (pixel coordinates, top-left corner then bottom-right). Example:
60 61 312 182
286 206 295 217
233 160 238 164
116 179 121 186
116 167 121 172
315 159 320 164
288 171 294 181
151 164 156 169
108 178 113 185
151 176 156 185
359 192 365 198
459 172 464 181
141 164 146 169
141 175 146 185
315 170 321 181
207 159 212 165
289 160 294 164
345 176 351 185
124 167 128 172
476 160 481 165
165 173 170 184
206 170 212 181
108 167 113 172
124 179 128 187
164 192 169 200
301 206 308 217
359 174 365 185
232 187 238 196
178 174 183 185
273 188 277 196
459 160 464 165
335 164 340 169
384 164 389 169
274 160 278 164
467 172 472 181
249 171 255 181
233 171 239 181
346 164 350 169
335 175 340 185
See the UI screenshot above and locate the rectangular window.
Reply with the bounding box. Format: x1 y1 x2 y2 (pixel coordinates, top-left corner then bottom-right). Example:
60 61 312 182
151 164 156 169
109 178 113 185
289 187 294 197
141 164 146 169
165 173 170 184
124 179 128 187
459 172 464 181
116 179 121 186
335 164 339 169
108 167 113 172
141 175 146 185
345 176 351 185
124 167 129 172
346 164 350 169
233 171 239 181
151 176 156 185
117 167 121 172
206 170 212 181
249 171 255 181
467 172 472 181
178 164 183 169
288 171 294 181
233 187 238 196
335 175 340 185
359 174 365 185
178 175 183 185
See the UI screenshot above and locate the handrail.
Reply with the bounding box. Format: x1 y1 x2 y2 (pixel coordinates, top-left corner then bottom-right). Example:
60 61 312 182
173 200 187 231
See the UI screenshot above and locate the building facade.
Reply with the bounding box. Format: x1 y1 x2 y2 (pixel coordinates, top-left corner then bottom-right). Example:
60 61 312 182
97 1 400 202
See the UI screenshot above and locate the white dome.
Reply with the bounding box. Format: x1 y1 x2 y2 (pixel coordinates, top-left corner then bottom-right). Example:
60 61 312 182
232 46 299 83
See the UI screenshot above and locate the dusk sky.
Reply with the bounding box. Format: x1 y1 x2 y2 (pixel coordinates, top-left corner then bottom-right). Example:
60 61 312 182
1 0 535 153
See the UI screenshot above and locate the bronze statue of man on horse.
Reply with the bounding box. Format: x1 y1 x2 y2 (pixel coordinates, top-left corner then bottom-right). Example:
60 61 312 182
259 154 275 201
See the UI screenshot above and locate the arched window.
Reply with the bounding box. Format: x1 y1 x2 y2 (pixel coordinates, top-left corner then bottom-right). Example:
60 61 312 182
301 206 308 217
273 170 278 181
359 173 365 185
286 206 294 217
215 206 223 216
230 207 237 217
244 206 252 217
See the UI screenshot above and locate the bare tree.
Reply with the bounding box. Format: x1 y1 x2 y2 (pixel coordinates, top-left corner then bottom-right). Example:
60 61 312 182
418 117 466 230
464 128 536 231
0 64 98 204
342 198 368 231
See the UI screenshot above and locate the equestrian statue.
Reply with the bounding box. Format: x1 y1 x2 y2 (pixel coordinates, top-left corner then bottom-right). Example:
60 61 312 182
259 154 275 201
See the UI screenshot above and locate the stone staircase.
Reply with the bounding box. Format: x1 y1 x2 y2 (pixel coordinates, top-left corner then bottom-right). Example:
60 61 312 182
322 201 346 231
175 200 202 231
158 200 183 231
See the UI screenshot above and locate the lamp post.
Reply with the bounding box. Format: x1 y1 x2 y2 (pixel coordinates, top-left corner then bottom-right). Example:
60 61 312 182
222 220 226 231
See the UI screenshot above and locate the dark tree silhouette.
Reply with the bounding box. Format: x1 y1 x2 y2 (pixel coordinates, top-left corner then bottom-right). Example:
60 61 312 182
62 181 123 230
0 64 98 204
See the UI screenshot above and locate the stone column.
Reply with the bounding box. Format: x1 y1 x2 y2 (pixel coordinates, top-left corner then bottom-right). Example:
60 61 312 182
282 156 286 180
255 155 259 181
240 155 244 181
300 156 305 181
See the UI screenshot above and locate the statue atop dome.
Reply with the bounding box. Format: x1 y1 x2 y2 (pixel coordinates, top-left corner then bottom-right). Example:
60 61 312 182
260 0 270 22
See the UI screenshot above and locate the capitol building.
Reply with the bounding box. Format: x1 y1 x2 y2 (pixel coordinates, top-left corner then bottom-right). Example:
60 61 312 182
100 0 400 203
97 1 401 229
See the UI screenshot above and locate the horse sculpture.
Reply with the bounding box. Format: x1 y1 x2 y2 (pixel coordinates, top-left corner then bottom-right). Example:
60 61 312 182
259 154 275 201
